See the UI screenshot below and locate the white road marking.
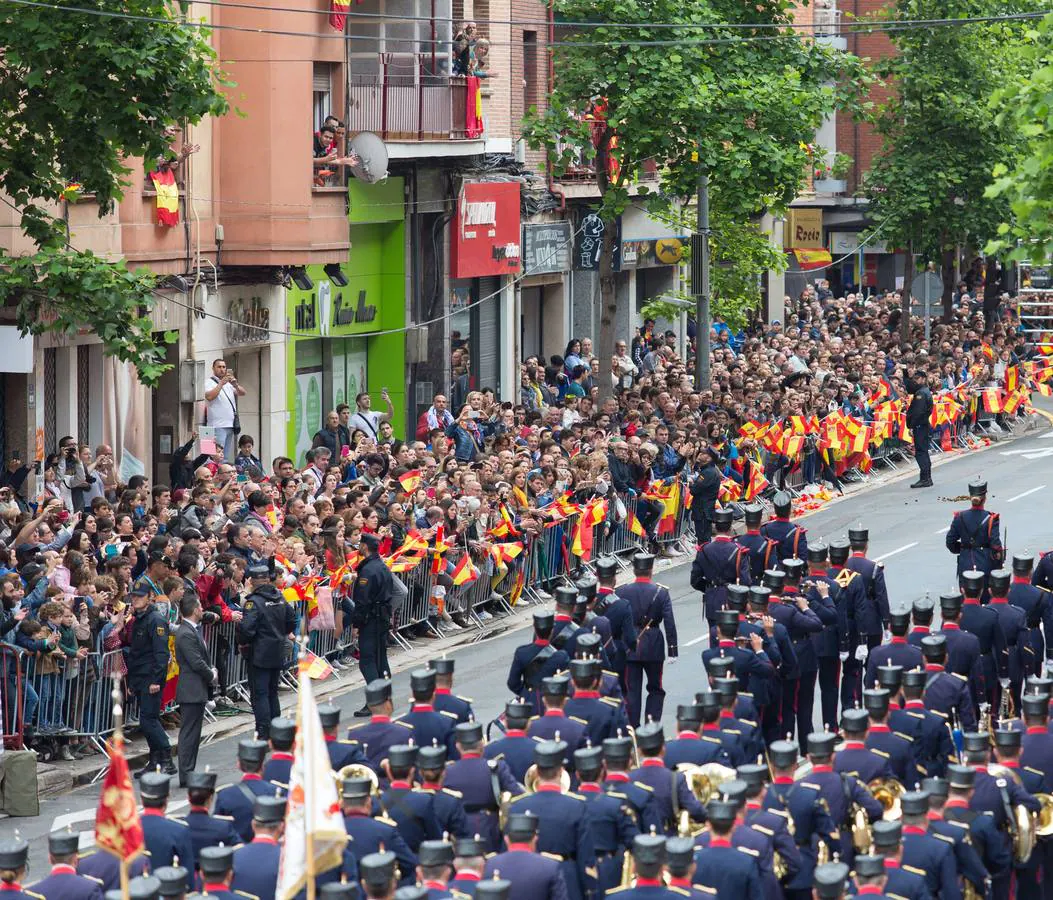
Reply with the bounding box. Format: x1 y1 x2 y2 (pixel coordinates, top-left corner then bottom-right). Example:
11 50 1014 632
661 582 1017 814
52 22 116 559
684 634 708 647
875 542 919 561
1000 447 1053 460
1007 485 1046 503
934 526 950 534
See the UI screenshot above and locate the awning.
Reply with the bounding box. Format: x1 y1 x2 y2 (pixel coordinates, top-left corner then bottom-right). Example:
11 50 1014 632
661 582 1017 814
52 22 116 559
791 248 833 270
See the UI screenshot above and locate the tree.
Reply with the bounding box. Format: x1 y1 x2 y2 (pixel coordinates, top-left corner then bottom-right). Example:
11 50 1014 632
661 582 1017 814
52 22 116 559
984 12 1053 264
0 0 229 385
862 0 1034 339
523 0 863 393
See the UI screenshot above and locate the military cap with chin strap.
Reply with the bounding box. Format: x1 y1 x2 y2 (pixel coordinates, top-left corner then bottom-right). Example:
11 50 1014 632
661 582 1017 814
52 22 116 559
902 669 927 690
632 553 656 576
366 678 393 707
888 611 910 632
533 610 555 633
574 745 604 776
715 608 740 631
736 763 769 794
676 703 704 725
713 508 734 528
968 479 987 497
988 569 1011 595
694 694 720 716
575 632 601 656
744 504 764 527
505 699 533 720
719 779 748 807
808 543 829 564
664 836 696 871
711 677 740 701
762 569 786 593
768 740 799 770
913 597 935 621
704 655 735 679
430 657 455 675
595 556 618 579
1013 554 1035 576
941 590 965 613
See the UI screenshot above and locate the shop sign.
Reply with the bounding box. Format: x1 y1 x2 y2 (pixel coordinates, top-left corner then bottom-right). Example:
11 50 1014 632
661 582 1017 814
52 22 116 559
451 182 522 278
619 237 686 269
787 208 823 247
574 212 605 271
292 281 378 338
523 223 571 274
829 231 891 256
226 295 270 345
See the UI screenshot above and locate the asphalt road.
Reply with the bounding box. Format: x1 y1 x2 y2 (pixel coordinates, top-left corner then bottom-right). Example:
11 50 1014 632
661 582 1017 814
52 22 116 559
8 421 1053 873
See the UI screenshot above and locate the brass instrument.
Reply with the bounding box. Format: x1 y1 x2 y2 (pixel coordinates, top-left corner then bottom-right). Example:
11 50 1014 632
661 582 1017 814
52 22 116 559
989 765 1036 864
626 726 641 769
337 763 379 794
523 765 571 794
998 683 1014 727
816 839 831 867
979 703 992 736
620 850 633 887
676 763 736 838
868 777 905 821
851 803 872 854
1035 793 1053 837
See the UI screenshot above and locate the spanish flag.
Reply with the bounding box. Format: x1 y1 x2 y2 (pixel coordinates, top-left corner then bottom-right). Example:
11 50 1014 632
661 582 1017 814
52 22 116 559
744 466 769 501
451 554 478 587
329 0 350 31
398 469 422 493
627 510 647 538
981 342 995 362
490 542 524 566
981 388 1005 413
300 648 334 681
1005 365 1019 394
718 477 742 503
647 482 680 536
148 168 179 226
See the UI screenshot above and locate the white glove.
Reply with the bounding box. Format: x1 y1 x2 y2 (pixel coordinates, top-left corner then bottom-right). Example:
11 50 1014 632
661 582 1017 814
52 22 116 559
1045 659 1052 679
212 667 219 683
1000 678 1010 690
839 651 849 663
854 644 869 662
667 656 679 666
882 630 892 644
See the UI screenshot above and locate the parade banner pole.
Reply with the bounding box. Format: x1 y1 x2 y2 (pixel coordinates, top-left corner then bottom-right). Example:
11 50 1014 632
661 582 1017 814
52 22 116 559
112 675 132 900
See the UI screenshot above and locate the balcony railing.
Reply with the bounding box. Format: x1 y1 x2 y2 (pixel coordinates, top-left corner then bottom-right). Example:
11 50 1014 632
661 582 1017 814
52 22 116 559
347 54 474 142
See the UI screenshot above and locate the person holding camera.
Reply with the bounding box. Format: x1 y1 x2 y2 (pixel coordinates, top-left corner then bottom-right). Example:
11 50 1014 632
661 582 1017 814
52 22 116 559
56 436 93 513
204 359 246 462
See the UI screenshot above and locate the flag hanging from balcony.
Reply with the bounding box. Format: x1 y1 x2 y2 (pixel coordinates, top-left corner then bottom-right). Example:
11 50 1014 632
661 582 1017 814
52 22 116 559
329 0 351 30
148 168 179 227
466 75 483 139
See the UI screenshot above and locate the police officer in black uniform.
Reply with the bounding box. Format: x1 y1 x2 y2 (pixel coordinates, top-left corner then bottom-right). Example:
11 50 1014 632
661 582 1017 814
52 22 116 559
237 559 296 741
125 585 174 776
354 532 395 711
507 611 570 715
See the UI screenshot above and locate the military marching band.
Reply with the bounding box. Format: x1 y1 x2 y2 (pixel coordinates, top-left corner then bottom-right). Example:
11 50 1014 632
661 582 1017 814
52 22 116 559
5 479 1053 900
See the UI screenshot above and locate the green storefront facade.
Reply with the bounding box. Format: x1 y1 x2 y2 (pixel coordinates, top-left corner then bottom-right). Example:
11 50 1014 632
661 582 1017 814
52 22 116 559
285 178 406 464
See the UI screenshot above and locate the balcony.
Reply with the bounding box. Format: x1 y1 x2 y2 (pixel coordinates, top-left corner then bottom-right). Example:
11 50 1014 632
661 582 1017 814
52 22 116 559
813 1 847 50
347 54 477 145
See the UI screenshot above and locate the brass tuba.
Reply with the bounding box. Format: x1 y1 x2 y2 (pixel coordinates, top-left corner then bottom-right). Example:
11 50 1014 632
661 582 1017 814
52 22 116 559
989 764 1036 864
523 765 571 794
677 763 738 805
868 777 904 821
337 763 379 794
1035 793 1053 837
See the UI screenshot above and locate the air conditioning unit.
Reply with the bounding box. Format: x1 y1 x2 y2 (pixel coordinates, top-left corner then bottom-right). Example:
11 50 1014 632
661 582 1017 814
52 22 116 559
405 325 430 364
179 360 207 403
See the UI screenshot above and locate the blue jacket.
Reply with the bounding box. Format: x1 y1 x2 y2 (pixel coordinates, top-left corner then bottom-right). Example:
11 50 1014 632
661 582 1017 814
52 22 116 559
213 776 281 842
505 789 596 900
690 843 763 900
27 868 104 900
844 554 890 636
231 838 282 900
947 507 1003 577
141 811 195 891
616 579 677 661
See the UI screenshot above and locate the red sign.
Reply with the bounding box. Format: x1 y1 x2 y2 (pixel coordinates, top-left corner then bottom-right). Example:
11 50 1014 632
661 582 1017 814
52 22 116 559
451 182 521 278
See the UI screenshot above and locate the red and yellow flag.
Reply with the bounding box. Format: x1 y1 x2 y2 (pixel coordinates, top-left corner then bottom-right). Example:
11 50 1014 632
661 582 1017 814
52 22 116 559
329 0 350 30
451 554 478 587
627 510 647 538
148 168 179 226
1005 366 1019 395
398 470 422 493
95 734 145 863
490 542 524 566
718 477 742 503
744 466 769 501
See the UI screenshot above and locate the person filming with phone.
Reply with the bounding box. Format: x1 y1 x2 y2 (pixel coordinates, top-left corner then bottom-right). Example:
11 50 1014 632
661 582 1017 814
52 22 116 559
204 359 247 462
347 389 394 443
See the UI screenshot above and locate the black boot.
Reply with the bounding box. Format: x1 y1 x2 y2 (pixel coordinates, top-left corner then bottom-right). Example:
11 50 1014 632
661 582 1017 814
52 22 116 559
133 751 157 779
158 749 177 776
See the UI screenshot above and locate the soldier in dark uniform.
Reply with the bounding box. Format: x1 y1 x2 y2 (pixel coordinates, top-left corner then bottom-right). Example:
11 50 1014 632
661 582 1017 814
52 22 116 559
616 834 686 900
379 744 442 850
76 846 149 892
748 585 797 743
691 507 751 636
868 820 930 900
139 772 195 892
416 743 470 840
710 677 764 765
1035 549 1053 593
104 875 162 900
690 798 763 899
573 745 639 894
701 609 776 707
921 777 989 900
348 678 415 768
154 865 188 900
564 583 612 666
594 556 637 690
353 532 395 708
834 708 894 784
864 613 922 689
549 585 578 651
427 658 474 724
828 540 867 711
359 851 400 900
483 813 567 900
908 597 934 648
848 854 891 899
399 669 459 758
1010 554 1053 678
692 780 777 900
504 741 597 900
890 667 954 779
736 504 778 581
1018 695 1053 900
527 675 588 764
27 830 103 900
737 763 802 893
507 611 570 715
124 585 174 776
939 590 987 720
0 838 46 900
777 559 832 740
564 658 626 746
443 721 520 852
237 559 296 741
448 836 487 897
317 703 368 771
571 631 624 702
214 738 280 842
664 700 735 768
617 553 678 727
231 795 286 900
483 700 536 784
812 862 851 900
844 527 890 659
946 478 1004 591
262 717 296 786
629 723 706 835
341 777 418 884
898 791 959 899
988 568 1029 711
415 840 458 900
602 735 662 834
177 770 240 870
664 836 714 899
861 689 914 786
804 544 843 732
960 569 1009 712
196 846 258 900
942 765 1009 900
921 635 977 730
759 492 807 562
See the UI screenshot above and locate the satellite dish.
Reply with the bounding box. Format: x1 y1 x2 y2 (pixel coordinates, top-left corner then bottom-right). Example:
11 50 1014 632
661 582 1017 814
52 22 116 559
348 132 389 184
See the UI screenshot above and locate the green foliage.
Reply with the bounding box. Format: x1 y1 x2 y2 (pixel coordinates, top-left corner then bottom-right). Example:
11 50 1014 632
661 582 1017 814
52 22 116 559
984 13 1053 263
0 0 230 385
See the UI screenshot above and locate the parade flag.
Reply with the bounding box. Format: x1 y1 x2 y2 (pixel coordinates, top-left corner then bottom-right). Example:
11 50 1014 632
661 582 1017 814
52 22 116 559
490 542 524 566
718 477 742 503
450 554 478 587
329 0 350 31
148 168 179 226
398 469 422 493
300 648 334 681
744 466 769 501
95 731 144 864
265 504 282 532
508 567 526 607
499 502 521 536
981 388 1005 413
1037 381 1053 397
981 342 995 361
782 432 806 460
646 482 680 536
277 654 349 900
1004 390 1027 415
1005 365 1020 395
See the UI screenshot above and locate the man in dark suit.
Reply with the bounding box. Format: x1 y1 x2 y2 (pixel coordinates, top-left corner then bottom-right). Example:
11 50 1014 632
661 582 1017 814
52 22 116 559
175 593 217 787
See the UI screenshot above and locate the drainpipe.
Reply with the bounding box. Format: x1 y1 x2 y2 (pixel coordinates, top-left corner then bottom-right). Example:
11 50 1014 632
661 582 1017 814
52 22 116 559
545 1 565 211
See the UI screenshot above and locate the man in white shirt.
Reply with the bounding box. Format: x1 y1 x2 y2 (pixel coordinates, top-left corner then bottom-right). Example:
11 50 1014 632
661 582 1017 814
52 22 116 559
204 359 247 461
346 388 394 442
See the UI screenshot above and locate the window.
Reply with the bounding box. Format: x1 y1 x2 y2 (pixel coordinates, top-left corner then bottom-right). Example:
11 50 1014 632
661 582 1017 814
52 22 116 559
347 0 454 76
313 63 334 131
523 31 538 112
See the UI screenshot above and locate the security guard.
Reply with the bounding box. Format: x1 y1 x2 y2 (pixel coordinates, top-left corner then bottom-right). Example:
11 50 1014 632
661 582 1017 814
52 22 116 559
507 611 570 715
947 479 1004 589
261 717 296 786
417 743 470 840
27 830 103 900
380 744 443 851
829 539 867 711
690 798 763 898
214 738 280 842
527 675 588 762
940 589 987 718
691 506 751 636
663 700 735 768
737 763 802 892
573 745 639 894
443 721 520 852
890 667 954 779
908 596 934 648
899 789 959 900
759 492 808 562
237 559 296 741
353 531 395 699
505 741 597 900
988 568 1029 711
594 556 638 689
482 700 536 784
348 678 415 768
178 769 240 869
921 635 977 730
341 777 418 885
0 838 45 900
834 708 893 783
602 735 662 834
564 658 626 746
868 820 930 900
139 772 195 892
629 723 706 835
1010 554 1053 678
736 504 778 581
611 833 684 900
861 688 914 785
804 543 843 732
864 612 922 689
399 669 459 758
482 813 568 900
921 777 988 900
429 658 474 724
448 836 487 897
231 796 286 900
318 703 368 771
416 840 460 900
125 585 174 776
617 552 678 727
844 527 890 658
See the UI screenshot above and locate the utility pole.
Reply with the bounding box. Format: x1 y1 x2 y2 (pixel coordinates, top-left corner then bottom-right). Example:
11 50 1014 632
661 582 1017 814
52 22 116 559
693 170 711 389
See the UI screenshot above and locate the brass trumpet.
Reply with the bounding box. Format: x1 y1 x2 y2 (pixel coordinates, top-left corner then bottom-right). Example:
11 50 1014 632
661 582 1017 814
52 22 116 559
868 777 904 821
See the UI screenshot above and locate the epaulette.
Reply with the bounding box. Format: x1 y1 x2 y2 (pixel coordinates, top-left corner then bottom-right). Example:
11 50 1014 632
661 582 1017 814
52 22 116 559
169 817 190 827
452 891 473 900
656 582 669 590
799 781 821 790
338 739 359 746
876 561 884 569
485 852 498 859
215 814 236 821
442 787 464 798
217 783 233 792
932 833 954 845
585 865 598 880
905 711 925 720
769 808 791 820
457 694 474 704
953 672 968 681
870 748 890 758
271 781 289 789
377 815 399 826
1025 766 1044 777
606 887 631 895
668 887 693 897
893 731 913 742
602 670 618 678
509 792 531 802
693 887 717 896
739 691 754 699
738 718 757 727
701 735 722 745
566 792 586 801
234 892 260 900
724 729 742 736
527 715 541 725
632 780 655 792
601 698 621 708
930 709 949 719
736 846 759 857
569 716 588 725
83 875 104 886
395 720 414 728
23 893 44 900
440 710 459 719
903 865 926 876
540 852 564 862
491 752 506 761
942 818 967 830
750 823 774 836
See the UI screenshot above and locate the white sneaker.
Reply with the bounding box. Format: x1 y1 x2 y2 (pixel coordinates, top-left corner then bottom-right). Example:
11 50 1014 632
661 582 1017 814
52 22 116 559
534 589 553 601
478 610 493 621
60 745 76 761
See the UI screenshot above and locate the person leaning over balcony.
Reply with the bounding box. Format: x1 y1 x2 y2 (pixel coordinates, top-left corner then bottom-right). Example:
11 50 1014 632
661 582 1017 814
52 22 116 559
470 39 493 77
452 21 476 74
